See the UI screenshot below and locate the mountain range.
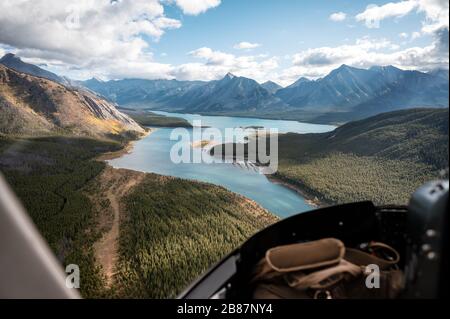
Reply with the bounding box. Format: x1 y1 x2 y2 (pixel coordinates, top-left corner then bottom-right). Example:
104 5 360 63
289 64 448 110
81 63 448 123
1 53 448 124
0 53 70 85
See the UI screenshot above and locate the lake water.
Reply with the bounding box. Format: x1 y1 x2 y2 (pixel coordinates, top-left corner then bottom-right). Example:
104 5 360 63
109 111 335 218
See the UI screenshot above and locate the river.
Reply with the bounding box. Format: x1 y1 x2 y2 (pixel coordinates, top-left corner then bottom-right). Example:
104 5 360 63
108 111 335 218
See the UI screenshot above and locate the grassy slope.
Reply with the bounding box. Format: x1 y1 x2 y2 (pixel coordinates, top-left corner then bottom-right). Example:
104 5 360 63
274 108 449 205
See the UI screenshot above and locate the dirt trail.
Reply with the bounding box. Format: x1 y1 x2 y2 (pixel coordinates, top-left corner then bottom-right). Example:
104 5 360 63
91 166 145 287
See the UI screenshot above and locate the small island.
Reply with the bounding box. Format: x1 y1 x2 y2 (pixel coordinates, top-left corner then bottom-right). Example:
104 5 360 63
239 125 265 130
191 140 215 149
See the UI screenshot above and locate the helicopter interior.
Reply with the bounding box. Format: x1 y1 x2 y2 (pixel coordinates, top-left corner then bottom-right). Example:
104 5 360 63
179 180 448 299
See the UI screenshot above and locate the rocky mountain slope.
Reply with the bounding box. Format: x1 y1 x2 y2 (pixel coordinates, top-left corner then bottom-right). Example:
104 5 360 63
173 73 288 113
261 80 282 94
276 65 449 111
0 64 144 138
0 53 68 85
82 77 206 108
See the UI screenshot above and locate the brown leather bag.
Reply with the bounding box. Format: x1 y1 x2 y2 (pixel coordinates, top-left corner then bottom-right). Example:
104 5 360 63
252 238 404 299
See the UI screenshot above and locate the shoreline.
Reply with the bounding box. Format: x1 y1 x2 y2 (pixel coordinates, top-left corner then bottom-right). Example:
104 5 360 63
266 175 328 208
97 126 325 216
96 129 154 162
146 108 341 127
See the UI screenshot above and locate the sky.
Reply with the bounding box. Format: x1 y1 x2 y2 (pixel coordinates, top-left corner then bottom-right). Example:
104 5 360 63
0 0 448 86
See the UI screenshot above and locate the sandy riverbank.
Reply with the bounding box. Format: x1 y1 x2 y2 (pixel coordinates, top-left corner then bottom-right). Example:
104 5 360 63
191 139 220 149
96 129 154 162
266 175 328 208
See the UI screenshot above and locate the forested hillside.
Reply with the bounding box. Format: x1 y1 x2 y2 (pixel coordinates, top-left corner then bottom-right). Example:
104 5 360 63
0 136 123 297
211 108 449 205
114 176 277 298
274 108 449 204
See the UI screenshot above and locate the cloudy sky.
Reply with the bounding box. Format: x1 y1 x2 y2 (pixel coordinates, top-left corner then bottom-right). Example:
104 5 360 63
0 0 448 86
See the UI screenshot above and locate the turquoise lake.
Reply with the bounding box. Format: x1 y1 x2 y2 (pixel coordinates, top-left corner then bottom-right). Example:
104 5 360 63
108 111 335 218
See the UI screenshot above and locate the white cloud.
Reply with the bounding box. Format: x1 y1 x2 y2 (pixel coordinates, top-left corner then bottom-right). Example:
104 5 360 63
172 63 216 81
356 0 448 30
0 0 226 81
399 31 423 41
329 12 347 22
0 0 447 86
183 47 279 82
277 34 448 85
417 0 449 34
189 47 235 66
233 42 261 50
291 37 400 67
0 0 181 69
356 1 419 28
351 0 448 83
102 60 174 80
174 0 221 15
411 31 422 39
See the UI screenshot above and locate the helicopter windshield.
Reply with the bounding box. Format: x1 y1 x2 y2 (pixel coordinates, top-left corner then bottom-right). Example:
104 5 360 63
0 0 448 300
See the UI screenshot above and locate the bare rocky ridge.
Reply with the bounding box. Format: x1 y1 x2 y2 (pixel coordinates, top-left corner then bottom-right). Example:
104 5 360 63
0 53 67 85
0 64 144 138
